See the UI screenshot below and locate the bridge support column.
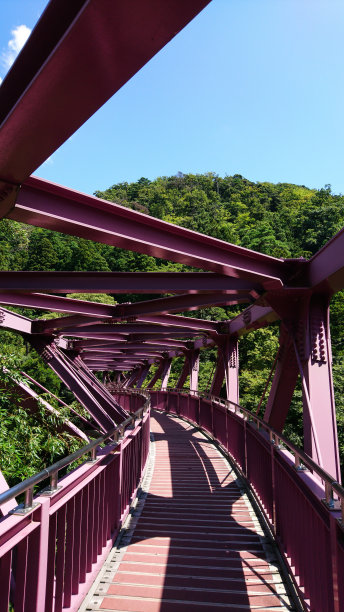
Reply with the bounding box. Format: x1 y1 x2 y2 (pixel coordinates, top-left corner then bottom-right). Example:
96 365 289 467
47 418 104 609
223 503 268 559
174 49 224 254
147 357 172 391
210 347 225 396
264 325 299 430
223 337 239 404
176 348 200 392
176 357 189 389
147 361 164 389
161 358 172 391
210 337 238 402
264 294 341 482
136 363 151 388
297 295 340 481
189 349 200 392
123 369 141 388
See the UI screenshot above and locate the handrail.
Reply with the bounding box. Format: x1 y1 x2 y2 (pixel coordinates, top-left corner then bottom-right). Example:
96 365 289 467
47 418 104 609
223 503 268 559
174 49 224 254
0 388 150 513
154 386 344 521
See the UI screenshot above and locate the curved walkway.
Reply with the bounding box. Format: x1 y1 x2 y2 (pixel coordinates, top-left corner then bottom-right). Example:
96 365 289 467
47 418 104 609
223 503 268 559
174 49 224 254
81 411 295 611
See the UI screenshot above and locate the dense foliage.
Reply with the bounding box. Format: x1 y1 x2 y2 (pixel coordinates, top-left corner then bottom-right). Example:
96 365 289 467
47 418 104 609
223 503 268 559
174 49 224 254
0 173 343 483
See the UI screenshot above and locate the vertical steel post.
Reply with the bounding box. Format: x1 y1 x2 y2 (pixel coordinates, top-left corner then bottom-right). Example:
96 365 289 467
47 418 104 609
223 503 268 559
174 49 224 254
176 355 190 389
160 358 172 391
210 346 225 396
299 295 341 482
135 364 151 388
147 360 164 389
264 294 341 482
264 324 299 430
189 348 200 393
223 337 239 403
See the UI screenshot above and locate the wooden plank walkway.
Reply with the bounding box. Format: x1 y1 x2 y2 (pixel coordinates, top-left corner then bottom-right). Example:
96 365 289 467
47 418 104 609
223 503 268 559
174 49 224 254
81 410 295 611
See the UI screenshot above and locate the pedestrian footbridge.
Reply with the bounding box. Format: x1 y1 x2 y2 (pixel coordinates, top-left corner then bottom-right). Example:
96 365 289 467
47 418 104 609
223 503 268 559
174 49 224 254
0 2 344 611
0 389 343 612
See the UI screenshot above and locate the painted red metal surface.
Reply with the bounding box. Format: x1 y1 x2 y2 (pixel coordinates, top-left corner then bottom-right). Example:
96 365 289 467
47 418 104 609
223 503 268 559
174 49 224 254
152 390 344 612
298 226 344 293
0 0 211 185
0 393 150 612
9 176 289 287
0 271 256 293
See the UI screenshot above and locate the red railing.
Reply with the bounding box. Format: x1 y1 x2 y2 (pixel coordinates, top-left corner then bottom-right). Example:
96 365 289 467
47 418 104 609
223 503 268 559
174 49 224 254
0 389 150 612
150 388 344 612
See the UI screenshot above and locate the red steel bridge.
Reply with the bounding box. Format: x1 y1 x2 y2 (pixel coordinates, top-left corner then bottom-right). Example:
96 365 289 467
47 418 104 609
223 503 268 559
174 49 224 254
0 2 343 611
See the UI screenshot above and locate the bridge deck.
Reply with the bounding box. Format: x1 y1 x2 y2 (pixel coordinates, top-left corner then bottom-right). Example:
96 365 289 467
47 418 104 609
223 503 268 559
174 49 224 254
82 411 295 611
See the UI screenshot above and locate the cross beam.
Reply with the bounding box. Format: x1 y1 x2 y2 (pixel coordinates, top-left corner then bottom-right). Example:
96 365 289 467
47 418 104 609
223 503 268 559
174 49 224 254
0 271 258 294
0 0 211 187
7 177 291 288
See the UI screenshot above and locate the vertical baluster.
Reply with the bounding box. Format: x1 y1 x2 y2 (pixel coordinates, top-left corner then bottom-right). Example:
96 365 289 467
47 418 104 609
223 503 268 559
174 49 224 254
99 470 107 550
113 451 121 534
54 505 67 612
329 513 341 612
0 550 12 612
93 475 101 561
14 537 29 612
25 500 50 612
104 460 113 543
44 512 57 612
306 503 316 604
63 498 75 607
71 490 83 595
87 479 96 570
79 484 89 584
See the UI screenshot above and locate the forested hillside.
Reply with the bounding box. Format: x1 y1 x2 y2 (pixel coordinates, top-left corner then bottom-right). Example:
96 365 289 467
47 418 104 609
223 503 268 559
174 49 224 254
0 173 343 484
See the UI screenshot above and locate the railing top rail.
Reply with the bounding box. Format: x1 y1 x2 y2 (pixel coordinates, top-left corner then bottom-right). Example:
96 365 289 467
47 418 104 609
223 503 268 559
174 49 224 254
0 388 150 508
155 386 344 503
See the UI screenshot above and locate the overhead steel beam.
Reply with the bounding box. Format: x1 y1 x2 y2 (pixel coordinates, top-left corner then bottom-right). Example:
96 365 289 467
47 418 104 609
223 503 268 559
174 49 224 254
65 332 131 342
81 351 163 359
8 177 291 288
128 335 190 346
0 291 249 325
299 227 344 293
229 305 278 336
72 339 188 350
82 350 163 358
84 362 145 370
0 271 259 294
33 314 112 334
0 307 31 334
123 294 249 316
130 314 220 333
83 355 145 362
57 323 205 336
0 292 116 318
32 305 227 334
79 349 162 357
0 0 211 187
53 316 218 334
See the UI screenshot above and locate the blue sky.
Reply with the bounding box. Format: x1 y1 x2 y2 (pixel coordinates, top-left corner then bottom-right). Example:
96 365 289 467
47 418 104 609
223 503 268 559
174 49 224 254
1 0 344 195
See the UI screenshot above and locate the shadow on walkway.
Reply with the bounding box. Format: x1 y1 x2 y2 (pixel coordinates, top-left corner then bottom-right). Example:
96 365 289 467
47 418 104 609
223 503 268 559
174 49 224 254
101 410 293 611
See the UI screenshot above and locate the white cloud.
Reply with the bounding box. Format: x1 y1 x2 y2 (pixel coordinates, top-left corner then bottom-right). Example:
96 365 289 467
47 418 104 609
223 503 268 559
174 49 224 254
2 25 31 70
